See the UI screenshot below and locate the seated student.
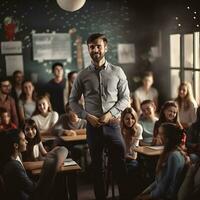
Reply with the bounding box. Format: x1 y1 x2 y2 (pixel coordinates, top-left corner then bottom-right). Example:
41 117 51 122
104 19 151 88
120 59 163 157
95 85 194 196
32 95 59 136
52 103 86 136
0 107 17 131
139 100 158 146
187 106 200 163
133 71 158 115
22 119 47 161
121 107 143 165
136 123 189 200
52 104 88 170
0 129 68 200
18 80 37 126
152 100 183 146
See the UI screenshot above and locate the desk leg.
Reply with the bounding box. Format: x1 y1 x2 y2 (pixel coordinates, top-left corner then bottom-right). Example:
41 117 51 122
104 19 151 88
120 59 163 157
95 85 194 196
67 172 78 200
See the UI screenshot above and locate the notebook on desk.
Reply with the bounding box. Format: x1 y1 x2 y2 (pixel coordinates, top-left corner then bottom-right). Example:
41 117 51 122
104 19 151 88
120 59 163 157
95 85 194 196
63 158 77 166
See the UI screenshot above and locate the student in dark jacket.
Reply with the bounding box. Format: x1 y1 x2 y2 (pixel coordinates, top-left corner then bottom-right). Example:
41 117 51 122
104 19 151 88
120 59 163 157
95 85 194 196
0 129 68 200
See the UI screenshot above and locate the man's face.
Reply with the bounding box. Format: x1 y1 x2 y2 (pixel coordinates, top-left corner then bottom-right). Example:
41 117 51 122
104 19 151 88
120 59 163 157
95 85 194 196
0 81 11 95
143 76 153 89
88 38 107 62
15 72 24 85
18 132 28 152
141 103 155 119
53 65 64 78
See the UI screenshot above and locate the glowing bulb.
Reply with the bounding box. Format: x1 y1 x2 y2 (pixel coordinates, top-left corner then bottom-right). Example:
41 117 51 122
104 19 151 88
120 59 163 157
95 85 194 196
187 6 190 10
178 23 181 27
175 17 179 20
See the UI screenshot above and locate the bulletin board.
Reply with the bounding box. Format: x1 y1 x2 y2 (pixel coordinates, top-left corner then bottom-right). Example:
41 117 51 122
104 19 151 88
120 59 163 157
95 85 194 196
32 33 72 62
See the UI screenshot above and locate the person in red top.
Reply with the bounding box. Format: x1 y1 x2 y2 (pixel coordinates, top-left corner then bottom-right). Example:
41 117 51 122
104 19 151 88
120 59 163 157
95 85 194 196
0 77 19 127
0 107 17 131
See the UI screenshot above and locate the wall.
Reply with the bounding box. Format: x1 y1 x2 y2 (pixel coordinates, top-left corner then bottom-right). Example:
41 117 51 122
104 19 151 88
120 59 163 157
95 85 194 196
0 0 186 107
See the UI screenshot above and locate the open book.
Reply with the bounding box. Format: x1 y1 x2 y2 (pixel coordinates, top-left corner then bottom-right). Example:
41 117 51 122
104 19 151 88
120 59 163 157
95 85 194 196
63 158 77 166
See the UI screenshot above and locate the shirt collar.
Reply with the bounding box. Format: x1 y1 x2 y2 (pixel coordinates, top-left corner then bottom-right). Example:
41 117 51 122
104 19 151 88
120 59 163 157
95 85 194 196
89 60 109 71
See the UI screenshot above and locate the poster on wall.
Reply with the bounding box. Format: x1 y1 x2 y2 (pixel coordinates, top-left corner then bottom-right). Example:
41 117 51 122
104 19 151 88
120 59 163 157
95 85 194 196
32 33 72 62
5 55 24 76
1 41 22 54
117 43 135 64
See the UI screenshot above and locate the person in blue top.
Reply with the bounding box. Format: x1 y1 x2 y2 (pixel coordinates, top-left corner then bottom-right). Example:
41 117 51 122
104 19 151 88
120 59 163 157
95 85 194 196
69 33 130 200
136 123 189 200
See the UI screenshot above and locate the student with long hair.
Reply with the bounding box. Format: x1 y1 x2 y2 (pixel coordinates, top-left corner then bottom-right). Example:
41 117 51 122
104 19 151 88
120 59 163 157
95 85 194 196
175 82 198 129
18 80 37 125
0 129 68 200
121 107 143 161
152 101 183 146
22 119 47 161
136 123 189 200
32 95 58 136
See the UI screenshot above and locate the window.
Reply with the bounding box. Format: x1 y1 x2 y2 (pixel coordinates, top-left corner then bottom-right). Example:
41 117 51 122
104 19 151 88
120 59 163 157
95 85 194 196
169 32 200 104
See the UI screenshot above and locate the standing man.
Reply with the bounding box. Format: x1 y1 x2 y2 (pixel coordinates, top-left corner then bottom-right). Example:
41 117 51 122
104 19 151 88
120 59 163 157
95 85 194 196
69 33 130 200
46 62 66 115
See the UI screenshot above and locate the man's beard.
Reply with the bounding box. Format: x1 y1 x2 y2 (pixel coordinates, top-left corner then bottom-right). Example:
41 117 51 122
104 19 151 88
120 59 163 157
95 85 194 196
91 53 104 62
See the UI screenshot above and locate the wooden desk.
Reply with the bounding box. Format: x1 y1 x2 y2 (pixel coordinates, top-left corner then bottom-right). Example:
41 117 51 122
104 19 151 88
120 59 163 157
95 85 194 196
41 134 87 142
134 146 163 156
61 135 86 142
24 161 81 200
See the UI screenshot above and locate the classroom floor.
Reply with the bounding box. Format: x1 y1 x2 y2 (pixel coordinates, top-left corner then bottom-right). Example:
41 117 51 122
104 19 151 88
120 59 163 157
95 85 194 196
77 172 119 200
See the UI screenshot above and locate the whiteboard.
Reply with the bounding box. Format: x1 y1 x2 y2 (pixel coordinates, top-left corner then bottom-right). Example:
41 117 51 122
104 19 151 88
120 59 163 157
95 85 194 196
32 33 72 62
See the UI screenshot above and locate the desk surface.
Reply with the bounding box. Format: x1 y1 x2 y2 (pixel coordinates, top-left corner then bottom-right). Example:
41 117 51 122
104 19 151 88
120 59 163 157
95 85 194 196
23 160 81 175
41 135 87 142
134 146 163 156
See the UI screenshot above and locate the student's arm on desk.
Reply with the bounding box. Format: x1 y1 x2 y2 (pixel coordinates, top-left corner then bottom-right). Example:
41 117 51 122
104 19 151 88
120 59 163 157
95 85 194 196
63 129 86 136
75 128 86 135
63 130 77 136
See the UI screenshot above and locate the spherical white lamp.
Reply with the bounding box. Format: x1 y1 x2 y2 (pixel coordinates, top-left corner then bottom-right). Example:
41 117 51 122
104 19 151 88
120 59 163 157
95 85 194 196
56 0 86 12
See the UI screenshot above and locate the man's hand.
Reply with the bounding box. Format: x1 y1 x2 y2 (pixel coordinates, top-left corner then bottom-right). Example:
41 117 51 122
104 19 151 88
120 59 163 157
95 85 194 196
99 112 112 125
86 113 101 127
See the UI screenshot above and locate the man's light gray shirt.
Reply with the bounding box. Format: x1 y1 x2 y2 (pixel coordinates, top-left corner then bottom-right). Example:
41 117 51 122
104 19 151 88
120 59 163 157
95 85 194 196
69 61 130 119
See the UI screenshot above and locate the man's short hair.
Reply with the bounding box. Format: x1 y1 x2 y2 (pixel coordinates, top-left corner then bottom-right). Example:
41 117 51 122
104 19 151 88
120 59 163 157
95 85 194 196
87 33 108 45
52 62 63 73
140 99 155 108
142 71 153 79
0 77 10 85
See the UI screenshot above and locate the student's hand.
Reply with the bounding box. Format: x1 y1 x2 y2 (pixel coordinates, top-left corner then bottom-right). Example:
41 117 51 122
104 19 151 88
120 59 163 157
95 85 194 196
86 114 101 127
99 112 112 125
64 130 77 136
